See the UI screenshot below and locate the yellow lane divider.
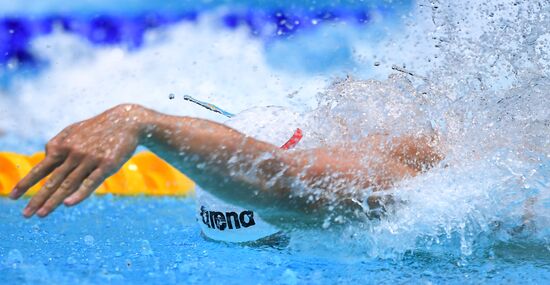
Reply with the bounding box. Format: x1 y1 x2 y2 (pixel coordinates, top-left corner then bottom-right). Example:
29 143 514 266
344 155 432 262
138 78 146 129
0 152 195 197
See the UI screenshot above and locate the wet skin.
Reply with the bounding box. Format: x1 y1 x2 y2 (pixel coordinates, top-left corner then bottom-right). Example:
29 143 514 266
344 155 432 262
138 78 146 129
10 104 442 228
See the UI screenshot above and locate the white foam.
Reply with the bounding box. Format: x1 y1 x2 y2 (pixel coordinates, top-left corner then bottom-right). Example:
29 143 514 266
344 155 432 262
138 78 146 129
286 0 550 258
0 12 326 140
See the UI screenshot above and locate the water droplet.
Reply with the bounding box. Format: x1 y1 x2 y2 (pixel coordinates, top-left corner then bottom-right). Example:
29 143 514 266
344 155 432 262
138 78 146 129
374 61 381 66
140 240 154 256
281 269 298 285
287 90 298 98
66 256 77 265
84 235 95 246
322 219 331 229
169 93 175 100
7 249 23 266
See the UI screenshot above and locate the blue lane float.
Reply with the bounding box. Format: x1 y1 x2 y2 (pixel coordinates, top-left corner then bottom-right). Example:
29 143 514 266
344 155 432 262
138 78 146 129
0 5 407 67
0 12 199 66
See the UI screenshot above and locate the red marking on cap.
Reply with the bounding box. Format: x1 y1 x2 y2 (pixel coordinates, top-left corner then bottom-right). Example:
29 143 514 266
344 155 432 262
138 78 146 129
280 128 303 150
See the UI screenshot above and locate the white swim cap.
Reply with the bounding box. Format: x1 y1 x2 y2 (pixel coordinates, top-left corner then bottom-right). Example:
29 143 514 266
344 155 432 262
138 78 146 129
195 106 302 243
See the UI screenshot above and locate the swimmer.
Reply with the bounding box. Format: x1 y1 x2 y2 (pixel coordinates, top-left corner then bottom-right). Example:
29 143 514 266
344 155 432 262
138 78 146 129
9 104 442 228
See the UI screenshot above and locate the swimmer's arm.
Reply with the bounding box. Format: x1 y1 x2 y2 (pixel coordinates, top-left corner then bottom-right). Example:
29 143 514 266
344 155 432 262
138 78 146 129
10 104 413 227
138 110 331 222
140 108 416 227
12 104 369 222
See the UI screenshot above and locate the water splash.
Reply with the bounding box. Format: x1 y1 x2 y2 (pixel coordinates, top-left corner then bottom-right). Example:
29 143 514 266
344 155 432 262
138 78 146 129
279 0 550 259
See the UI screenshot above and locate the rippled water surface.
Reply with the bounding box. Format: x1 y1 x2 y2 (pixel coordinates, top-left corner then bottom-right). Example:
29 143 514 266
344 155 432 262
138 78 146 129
1 197 549 284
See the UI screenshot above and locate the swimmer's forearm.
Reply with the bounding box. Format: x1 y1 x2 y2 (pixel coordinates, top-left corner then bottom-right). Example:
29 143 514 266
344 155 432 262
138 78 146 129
141 113 276 163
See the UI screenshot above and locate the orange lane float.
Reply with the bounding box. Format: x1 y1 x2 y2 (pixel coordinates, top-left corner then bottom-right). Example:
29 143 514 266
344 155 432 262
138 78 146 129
0 152 195 197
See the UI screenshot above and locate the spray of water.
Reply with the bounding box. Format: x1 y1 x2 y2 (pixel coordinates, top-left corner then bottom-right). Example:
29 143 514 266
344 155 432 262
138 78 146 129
281 0 550 259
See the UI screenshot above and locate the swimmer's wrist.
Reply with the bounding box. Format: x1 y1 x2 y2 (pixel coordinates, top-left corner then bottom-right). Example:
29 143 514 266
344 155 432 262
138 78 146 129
111 104 161 143
135 106 163 142
135 106 194 145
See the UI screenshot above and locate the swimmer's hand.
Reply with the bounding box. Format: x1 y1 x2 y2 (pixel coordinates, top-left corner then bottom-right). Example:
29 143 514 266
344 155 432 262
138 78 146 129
10 104 146 218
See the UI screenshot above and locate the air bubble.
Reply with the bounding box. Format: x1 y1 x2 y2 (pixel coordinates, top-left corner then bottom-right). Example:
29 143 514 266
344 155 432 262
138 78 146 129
7 249 23 266
140 240 154 256
84 235 95 246
66 256 77 265
281 269 299 285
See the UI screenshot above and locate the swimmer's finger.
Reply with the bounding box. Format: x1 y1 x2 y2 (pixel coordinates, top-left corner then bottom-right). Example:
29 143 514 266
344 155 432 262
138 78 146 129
22 156 79 218
10 157 63 199
64 169 106 207
36 161 97 218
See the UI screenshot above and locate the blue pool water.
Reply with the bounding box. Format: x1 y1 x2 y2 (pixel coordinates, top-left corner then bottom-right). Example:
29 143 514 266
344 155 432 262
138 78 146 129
1 0 549 284
2 197 549 284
